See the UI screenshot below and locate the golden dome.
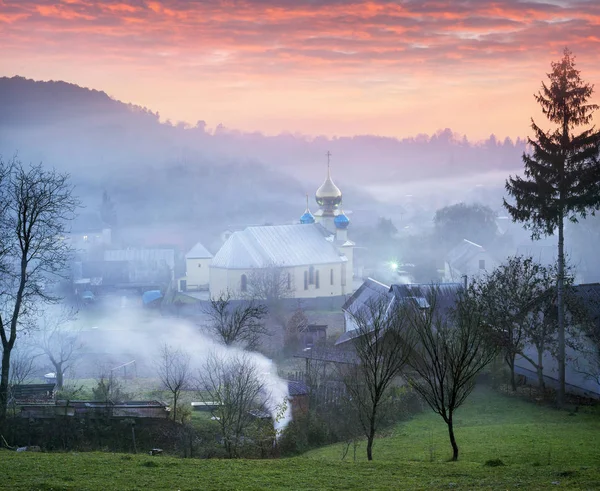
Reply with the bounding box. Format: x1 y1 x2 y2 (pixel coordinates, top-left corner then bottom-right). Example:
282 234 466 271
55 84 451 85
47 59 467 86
315 156 342 213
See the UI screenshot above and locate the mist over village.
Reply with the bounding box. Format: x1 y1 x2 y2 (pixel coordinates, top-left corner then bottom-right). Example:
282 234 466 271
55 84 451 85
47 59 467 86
1 1 600 489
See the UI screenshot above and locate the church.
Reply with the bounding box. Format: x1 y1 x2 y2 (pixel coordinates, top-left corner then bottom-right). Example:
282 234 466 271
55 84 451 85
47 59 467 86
208 159 355 300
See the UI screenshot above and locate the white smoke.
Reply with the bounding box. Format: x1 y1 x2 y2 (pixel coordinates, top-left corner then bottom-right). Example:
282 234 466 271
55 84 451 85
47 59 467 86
38 304 292 432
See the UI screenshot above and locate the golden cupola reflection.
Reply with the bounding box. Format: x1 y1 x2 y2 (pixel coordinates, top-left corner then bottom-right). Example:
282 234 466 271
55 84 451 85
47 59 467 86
315 152 342 216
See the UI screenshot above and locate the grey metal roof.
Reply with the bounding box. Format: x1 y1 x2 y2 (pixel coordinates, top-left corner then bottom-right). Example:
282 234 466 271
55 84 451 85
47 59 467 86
104 248 175 268
186 242 213 259
342 277 392 317
211 223 348 269
390 283 462 315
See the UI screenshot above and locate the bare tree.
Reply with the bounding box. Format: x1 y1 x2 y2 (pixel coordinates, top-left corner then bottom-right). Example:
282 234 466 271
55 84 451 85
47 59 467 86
92 367 129 403
158 344 191 423
8 342 38 386
198 353 269 458
247 263 293 313
406 287 497 461
204 291 268 350
340 294 414 461
0 157 79 421
35 309 83 389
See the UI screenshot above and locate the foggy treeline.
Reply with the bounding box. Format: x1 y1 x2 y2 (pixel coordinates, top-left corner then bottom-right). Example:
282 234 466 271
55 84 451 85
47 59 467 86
2 75 599 284
1 76 523 230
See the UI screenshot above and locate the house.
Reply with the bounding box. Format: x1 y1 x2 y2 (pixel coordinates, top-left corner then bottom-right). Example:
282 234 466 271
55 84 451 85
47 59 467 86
300 324 328 348
341 277 391 334
209 223 353 300
515 283 600 399
340 279 461 337
179 242 213 292
64 212 111 258
444 239 499 283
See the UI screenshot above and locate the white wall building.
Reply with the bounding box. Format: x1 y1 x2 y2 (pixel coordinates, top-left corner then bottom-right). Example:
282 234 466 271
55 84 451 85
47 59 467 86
209 159 355 300
210 223 353 299
444 239 499 283
180 242 213 291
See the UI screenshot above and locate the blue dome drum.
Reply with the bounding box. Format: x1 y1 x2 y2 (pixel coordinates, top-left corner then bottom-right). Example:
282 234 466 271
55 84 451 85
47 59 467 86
300 194 316 224
334 212 350 229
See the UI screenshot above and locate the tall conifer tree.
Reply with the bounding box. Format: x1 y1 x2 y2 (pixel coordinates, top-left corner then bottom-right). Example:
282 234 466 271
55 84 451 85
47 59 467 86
504 48 600 406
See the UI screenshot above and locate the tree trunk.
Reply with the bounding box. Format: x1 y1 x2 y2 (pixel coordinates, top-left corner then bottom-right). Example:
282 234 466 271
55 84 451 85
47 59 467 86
366 429 375 461
366 405 377 461
557 215 566 408
505 352 517 391
536 349 545 390
131 424 137 454
509 361 517 392
447 416 459 461
0 349 11 422
55 363 64 389
173 393 178 422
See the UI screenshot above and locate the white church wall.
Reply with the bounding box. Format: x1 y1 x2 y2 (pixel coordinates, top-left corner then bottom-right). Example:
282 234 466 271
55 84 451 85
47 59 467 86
186 257 211 290
209 262 348 300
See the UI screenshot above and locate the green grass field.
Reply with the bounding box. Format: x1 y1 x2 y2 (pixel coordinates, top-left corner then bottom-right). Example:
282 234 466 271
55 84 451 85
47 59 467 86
2 387 599 490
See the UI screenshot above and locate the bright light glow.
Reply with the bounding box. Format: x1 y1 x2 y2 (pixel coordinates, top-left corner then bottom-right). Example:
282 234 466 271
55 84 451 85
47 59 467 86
390 262 398 271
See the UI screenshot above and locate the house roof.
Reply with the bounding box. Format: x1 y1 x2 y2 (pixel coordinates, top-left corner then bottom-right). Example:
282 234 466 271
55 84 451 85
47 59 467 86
104 248 175 268
336 282 463 346
446 239 488 273
287 380 309 396
340 278 392 342
342 277 391 314
390 283 462 315
185 242 213 259
294 346 358 364
211 223 348 269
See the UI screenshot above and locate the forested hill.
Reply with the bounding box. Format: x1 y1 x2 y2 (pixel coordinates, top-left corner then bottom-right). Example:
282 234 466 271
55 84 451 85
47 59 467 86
0 75 525 244
0 76 310 241
0 76 157 127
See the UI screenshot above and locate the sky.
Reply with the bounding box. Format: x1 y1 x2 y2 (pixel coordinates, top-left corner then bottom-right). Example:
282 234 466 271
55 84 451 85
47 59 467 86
2 0 600 140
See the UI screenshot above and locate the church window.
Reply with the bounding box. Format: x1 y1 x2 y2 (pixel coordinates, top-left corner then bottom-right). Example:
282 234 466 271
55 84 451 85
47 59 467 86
479 259 486 270
330 269 334 286
309 266 315 285
304 271 308 290
287 273 292 290
341 264 347 286
315 270 320 289
198 264 202 268
241 274 248 292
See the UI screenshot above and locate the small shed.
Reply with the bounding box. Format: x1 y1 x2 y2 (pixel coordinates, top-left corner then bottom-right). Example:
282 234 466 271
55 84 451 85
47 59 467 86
9 384 56 404
301 324 328 348
287 380 309 419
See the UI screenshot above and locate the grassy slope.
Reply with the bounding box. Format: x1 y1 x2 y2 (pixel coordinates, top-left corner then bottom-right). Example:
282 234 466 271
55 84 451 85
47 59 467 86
2 388 600 491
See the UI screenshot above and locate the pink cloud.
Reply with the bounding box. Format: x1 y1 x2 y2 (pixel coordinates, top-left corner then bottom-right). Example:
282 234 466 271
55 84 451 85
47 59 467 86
1 0 600 139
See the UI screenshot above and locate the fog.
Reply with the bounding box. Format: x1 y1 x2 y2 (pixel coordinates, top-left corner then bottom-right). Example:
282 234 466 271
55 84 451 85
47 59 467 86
0 76 525 230
23 304 292 431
